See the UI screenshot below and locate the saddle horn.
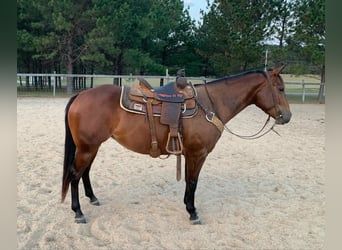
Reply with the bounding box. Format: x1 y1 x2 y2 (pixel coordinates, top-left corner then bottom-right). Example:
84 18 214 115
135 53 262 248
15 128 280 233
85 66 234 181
176 69 187 89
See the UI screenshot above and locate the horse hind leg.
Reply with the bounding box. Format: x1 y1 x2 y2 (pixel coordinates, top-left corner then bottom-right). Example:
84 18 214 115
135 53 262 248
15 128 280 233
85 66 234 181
70 176 85 223
82 164 100 206
71 148 99 223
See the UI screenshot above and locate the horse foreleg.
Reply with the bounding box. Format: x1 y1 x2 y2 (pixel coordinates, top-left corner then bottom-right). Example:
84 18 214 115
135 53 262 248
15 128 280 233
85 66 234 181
82 166 100 206
184 179 200 223
183 155 206 224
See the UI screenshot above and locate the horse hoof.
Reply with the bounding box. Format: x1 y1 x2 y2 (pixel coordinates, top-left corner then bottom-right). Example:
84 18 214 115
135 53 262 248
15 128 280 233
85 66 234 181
90 199 100 206
190 214 201 225
75 215 87 224
190 218 201 225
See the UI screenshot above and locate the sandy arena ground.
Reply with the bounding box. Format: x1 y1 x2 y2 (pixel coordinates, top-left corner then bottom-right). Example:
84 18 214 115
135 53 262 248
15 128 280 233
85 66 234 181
17 97 325 249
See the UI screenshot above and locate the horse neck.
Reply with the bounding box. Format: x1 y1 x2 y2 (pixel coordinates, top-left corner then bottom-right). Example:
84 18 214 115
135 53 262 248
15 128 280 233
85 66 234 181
202 74 265 124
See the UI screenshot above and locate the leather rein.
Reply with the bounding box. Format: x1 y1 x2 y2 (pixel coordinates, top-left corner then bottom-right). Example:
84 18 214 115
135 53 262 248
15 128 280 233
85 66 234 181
191 70 281 140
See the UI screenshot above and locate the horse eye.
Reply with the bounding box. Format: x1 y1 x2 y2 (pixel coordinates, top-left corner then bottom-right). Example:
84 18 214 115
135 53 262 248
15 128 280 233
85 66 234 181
279 87 284 92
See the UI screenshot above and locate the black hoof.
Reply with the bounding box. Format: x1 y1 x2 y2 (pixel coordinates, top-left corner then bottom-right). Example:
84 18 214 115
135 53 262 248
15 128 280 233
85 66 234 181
190 214 201 225
90 199 100 206
75 215 87 224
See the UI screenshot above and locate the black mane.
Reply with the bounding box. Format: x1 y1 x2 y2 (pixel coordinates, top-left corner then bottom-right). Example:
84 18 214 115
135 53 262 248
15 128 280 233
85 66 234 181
205 68 268 85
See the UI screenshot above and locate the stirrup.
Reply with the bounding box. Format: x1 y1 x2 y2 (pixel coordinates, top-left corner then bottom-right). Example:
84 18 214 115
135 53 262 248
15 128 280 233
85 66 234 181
165 133 183 155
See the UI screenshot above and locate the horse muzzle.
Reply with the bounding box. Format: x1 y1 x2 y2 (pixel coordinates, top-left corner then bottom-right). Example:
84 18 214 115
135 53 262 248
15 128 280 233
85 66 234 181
275 109 292 124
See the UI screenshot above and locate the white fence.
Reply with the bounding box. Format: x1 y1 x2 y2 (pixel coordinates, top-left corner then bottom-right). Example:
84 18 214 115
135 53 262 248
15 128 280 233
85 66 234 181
17 73 325 103
285 81 325 103
16 73 208 95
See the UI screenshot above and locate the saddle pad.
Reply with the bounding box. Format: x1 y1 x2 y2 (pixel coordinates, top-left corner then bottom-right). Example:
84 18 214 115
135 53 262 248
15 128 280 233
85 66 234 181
120 86 198 118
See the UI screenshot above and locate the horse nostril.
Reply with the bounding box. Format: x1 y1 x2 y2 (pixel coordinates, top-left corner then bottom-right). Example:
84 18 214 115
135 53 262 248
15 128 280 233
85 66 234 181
276 111 291 124
282 111 292 123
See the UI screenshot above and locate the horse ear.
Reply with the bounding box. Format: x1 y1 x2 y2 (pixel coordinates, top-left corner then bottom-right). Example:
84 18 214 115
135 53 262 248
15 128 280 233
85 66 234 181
273 65 286 75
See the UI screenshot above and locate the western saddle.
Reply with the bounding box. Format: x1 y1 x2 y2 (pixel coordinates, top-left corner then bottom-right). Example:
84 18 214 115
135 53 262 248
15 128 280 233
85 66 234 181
120 69 198 180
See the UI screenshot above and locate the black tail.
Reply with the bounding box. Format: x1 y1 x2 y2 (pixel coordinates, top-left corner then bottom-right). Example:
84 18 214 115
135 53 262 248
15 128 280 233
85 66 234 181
61 94 78 203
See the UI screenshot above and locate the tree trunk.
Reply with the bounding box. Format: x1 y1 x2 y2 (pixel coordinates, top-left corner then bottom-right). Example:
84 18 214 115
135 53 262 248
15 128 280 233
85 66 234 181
279 14 287 48
113 51 123 86
66 32 74 95
318 64 325 103
162 45 167 66
90 65 94 88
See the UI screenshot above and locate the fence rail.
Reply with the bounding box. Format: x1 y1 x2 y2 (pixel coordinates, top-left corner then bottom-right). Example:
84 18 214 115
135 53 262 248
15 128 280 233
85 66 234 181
285 81 325 103
17 73 325 103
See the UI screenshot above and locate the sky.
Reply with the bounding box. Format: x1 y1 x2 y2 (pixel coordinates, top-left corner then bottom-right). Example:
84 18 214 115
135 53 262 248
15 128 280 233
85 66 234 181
184 0 212 24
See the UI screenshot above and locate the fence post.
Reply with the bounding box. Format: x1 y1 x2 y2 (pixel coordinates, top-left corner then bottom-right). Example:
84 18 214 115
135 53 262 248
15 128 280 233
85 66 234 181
129 73 133 86
301 80 305 103
165 69 169 84
52 71 56 97
318 81 325 103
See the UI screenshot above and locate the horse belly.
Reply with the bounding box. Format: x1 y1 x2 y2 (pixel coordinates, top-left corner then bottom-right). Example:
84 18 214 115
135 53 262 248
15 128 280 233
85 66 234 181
111 110 169 155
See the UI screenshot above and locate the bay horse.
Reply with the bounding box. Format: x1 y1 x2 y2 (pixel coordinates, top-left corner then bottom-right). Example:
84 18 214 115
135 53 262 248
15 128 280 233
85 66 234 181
61 66 291 224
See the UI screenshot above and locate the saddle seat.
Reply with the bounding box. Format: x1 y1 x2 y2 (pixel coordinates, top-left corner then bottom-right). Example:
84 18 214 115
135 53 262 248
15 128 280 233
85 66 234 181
139 77 186 102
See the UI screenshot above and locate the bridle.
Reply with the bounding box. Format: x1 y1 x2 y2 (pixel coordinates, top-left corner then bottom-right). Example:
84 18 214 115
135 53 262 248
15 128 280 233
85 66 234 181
264 69 284 122
192 70 282 140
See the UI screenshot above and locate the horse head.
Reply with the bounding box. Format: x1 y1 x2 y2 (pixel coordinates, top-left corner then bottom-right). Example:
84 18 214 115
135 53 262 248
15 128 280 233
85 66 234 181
255 66 292 124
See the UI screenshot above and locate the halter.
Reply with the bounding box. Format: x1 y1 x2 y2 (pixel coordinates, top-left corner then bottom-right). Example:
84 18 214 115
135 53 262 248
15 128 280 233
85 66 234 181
192 70 281 139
